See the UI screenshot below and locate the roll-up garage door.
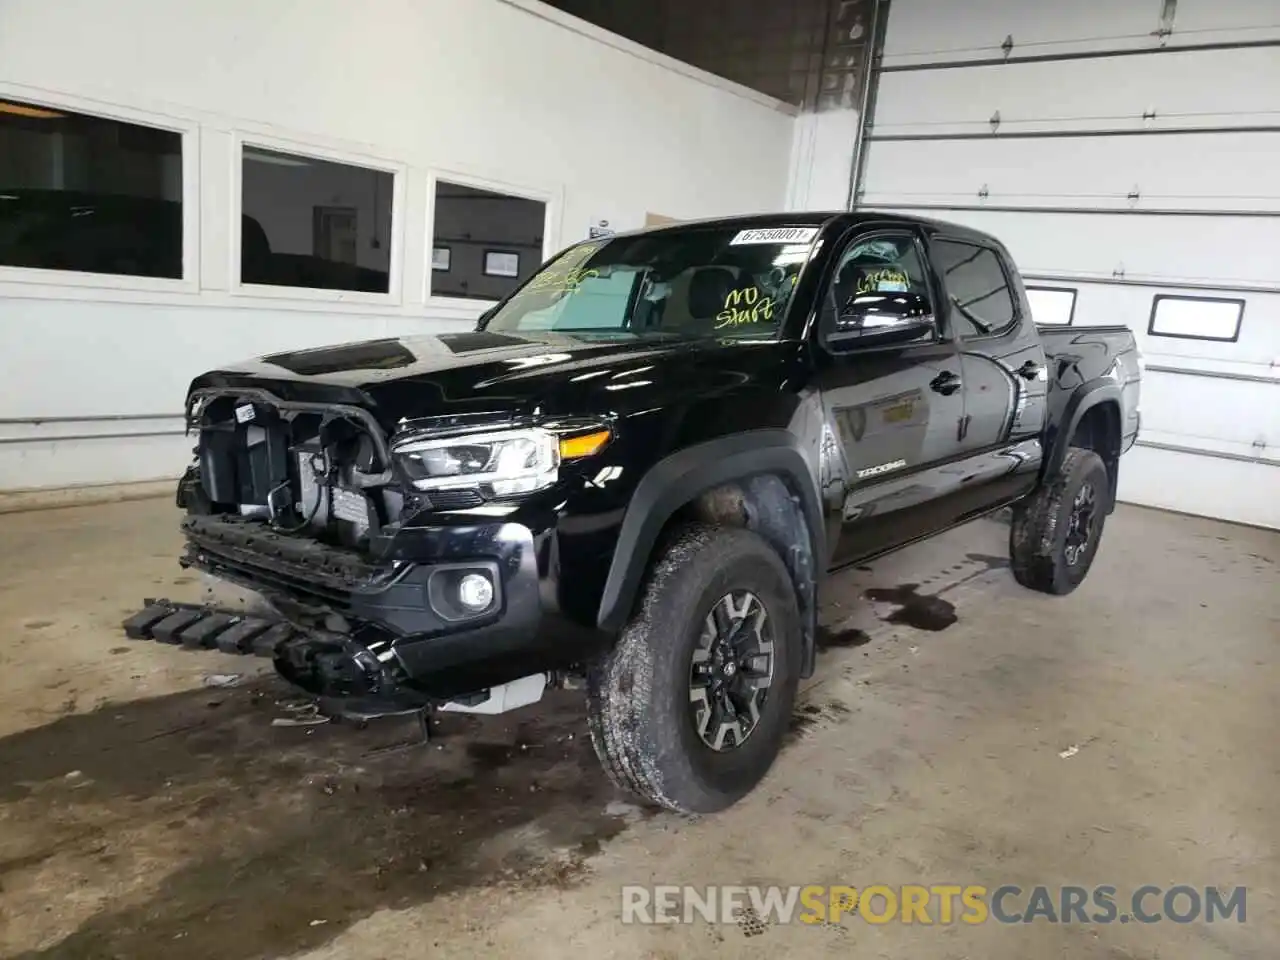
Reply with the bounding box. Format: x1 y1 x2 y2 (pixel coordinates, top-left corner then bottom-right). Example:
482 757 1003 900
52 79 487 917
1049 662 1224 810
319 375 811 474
856 0 1280 529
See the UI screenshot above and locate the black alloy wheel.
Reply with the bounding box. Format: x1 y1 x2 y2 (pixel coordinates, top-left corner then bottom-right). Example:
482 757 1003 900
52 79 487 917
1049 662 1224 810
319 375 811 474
1064 481 1098 567
688 590 775 752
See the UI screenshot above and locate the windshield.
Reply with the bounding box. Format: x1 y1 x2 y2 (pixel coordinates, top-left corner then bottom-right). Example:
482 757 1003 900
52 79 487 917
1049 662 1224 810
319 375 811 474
483 225 822 340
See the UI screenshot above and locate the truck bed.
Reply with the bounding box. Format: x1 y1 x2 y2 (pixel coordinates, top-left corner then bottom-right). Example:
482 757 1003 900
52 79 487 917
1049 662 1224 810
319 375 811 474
1036 323 1142 453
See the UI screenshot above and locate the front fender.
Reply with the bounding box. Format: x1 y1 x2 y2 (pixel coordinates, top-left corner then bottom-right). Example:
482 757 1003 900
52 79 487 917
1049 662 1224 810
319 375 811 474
595 430 824 636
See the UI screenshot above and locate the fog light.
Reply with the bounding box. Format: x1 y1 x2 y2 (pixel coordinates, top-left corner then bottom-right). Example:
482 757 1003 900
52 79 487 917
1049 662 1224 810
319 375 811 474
457 572 494 611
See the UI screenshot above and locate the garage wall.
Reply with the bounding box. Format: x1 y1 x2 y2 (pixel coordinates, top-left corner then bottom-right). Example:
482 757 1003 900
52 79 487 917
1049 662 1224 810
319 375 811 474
0 0 796 493
857 0 1280 528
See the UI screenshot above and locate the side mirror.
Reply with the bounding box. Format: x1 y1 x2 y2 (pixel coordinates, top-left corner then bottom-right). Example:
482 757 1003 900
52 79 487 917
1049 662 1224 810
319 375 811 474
824 291 935 352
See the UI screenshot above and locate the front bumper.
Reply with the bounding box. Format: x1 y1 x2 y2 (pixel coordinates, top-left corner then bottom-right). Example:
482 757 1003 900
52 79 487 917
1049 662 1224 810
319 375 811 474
174 513 605 701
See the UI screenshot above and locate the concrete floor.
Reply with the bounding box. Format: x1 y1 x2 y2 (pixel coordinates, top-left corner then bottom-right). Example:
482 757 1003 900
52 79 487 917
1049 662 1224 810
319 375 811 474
0 498 1275 959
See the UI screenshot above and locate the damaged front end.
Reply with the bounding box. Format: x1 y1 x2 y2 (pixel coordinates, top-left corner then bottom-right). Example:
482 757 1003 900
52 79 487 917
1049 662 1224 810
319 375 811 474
127 385 570 716
180 387 405 549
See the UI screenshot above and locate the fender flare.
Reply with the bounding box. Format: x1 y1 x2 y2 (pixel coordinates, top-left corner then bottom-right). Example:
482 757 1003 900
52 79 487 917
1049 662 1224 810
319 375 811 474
595 431 825 637
1047 379 1123 488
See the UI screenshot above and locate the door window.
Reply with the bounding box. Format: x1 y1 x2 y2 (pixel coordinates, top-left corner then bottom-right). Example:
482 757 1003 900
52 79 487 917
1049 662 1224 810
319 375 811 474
932 239 1017 338
820 234 934 334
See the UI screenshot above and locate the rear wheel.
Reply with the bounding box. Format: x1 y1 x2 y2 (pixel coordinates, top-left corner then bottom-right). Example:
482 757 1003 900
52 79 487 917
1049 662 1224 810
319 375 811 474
586 524 802 813
1010 447 1110 595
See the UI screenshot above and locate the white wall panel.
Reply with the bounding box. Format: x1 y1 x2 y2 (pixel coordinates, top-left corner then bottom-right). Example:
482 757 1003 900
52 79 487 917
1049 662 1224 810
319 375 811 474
1138 374 1279 457
787 109 862 211
0 295 486 487
862 133 1280 211
1063 285 1280 371
0 0 794 492
1173 0 1280 36
900 208 1280 287
872 47 1280 135
881 0 1280 67
866 0 1280 526
880 0 1159 64
1119 446 1279 530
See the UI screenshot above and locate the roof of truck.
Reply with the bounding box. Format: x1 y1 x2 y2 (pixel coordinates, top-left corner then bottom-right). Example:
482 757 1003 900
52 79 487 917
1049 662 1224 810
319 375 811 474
611 210 1002 246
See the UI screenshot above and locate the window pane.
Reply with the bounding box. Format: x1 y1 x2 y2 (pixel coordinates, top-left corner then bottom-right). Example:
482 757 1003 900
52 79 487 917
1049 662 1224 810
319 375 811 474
934 239 1016 337
240 147 392 293
483 250 520 278
432 181 545 300
821 233 933 333
514 270 639 330
0 98 182 278
1026 287 1076 326
486 227 812 340
834 236 932 303
1148 296 1243 341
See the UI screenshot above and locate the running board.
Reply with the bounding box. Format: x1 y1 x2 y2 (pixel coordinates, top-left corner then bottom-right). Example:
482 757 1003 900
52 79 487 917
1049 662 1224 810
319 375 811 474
122 598 293 658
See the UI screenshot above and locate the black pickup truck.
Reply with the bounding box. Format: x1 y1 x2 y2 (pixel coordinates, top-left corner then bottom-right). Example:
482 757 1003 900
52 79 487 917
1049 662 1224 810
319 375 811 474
126 212 1140 813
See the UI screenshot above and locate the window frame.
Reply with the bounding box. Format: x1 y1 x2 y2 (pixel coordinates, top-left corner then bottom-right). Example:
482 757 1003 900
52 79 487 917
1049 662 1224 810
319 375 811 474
424 168 559 307
0 84 199 294
230 131 405 304
1024 285 1077 327
930 235 1022 341
814 227 942 351
1146 294 1244 343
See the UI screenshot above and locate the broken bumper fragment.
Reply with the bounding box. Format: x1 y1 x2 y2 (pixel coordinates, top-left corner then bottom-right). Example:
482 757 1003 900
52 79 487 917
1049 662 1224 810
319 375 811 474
123 509 603 711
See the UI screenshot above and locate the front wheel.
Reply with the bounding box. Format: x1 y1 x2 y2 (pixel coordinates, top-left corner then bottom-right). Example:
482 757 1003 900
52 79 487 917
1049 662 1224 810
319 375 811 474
1010 447 1110 595
586 524 802 813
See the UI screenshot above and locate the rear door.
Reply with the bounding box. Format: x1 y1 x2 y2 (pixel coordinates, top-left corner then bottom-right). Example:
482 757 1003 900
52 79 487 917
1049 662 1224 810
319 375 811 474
930 234 1048 504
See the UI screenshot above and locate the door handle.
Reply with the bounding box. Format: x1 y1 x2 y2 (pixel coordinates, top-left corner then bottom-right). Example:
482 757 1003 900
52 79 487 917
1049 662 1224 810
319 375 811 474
929 371 962 395
1016 360 1043 380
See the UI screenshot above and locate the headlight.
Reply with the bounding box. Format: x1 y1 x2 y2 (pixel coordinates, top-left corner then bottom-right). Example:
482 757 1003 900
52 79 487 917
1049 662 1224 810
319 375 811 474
391 425 613 499
393 428 560 497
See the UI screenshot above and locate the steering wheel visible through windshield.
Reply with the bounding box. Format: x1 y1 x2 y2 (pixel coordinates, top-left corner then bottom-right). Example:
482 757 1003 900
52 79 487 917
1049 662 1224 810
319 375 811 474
483 225 821 340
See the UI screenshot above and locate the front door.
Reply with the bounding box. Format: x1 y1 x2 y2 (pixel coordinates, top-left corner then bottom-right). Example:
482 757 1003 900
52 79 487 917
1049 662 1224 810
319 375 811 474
809 229 968 567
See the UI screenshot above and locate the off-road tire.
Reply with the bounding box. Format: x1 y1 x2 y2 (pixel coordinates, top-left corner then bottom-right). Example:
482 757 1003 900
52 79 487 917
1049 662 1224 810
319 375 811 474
1010 447 1110 595
586 524 802 813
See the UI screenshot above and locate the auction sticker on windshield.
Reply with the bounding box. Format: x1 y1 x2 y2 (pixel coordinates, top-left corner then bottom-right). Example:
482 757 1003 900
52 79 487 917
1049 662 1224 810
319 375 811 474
730 227 820 245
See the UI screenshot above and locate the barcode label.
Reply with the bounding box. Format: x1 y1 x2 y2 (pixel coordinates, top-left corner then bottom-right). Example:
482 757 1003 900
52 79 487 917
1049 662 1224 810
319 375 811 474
234 404 255 424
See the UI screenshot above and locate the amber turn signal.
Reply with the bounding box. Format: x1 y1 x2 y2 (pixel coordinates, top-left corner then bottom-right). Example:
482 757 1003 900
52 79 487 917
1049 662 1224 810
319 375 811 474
558 429 611 460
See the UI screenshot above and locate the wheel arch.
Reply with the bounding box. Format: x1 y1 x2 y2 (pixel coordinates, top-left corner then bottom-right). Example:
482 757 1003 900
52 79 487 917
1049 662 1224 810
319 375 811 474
1048 380 1124 510
596 431 825 677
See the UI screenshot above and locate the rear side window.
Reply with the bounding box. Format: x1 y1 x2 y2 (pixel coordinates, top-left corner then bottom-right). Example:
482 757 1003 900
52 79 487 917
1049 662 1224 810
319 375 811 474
933 239 1017 338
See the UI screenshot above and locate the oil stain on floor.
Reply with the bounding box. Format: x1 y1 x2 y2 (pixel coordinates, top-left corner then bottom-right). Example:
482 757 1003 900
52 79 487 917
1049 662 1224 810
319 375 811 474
864 584 958 632
0 678 627 960
814 624 872 650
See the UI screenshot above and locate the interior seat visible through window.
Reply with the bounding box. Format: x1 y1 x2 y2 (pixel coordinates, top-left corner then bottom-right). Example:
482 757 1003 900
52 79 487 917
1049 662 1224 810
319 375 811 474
675 265 738 335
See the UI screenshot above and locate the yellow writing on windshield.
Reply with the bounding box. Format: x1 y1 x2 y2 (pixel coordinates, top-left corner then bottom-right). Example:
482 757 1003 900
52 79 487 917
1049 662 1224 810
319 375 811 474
716 286 775 329
560 243 600 269
519 243 603 296
527 266 599 294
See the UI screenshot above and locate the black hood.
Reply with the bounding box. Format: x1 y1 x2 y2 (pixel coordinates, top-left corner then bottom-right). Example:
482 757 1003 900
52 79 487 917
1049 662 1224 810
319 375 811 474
188 330 793 432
